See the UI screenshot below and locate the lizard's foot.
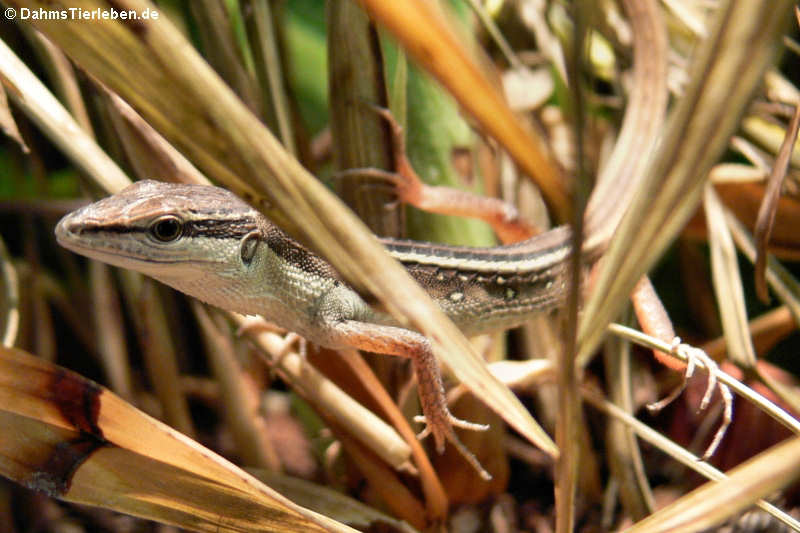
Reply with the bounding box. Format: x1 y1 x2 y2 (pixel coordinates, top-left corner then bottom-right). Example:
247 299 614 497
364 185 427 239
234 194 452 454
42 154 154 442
331 102 423 205
414 414 492 481
647 337 733 460
331 166 422 210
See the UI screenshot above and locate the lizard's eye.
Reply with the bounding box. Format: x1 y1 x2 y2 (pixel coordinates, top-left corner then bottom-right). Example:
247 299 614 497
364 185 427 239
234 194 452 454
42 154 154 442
150 216 183 242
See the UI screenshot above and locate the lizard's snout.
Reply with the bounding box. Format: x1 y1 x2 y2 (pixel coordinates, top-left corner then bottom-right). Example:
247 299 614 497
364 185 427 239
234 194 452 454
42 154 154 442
55 212 75 240
54 208 94 250
55 211 81 242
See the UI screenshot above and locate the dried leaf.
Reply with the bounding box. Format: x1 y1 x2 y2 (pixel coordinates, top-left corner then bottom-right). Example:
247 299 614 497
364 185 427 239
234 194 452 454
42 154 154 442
0 345 355 533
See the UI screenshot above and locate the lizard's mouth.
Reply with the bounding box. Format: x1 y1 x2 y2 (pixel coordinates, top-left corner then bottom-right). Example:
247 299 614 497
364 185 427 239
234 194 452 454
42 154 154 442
57 235 177 267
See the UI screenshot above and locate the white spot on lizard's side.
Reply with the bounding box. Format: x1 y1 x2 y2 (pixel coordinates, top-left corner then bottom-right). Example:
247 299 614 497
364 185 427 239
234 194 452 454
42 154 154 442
449 292 464 302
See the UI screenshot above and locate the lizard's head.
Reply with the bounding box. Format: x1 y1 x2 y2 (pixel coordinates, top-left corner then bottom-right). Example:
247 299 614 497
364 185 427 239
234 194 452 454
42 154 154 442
55 180 264 283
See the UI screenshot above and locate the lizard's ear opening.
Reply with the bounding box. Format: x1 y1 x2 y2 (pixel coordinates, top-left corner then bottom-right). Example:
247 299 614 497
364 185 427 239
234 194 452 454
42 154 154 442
240 231 261 265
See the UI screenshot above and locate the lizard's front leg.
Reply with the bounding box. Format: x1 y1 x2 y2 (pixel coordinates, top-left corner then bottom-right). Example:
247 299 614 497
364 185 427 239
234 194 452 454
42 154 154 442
326 320 472 449
317 309 490 478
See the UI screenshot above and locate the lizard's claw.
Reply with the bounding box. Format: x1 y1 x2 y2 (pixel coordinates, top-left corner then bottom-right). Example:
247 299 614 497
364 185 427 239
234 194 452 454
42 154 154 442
446 415 491 432
414 413 489 442
414 414 492 481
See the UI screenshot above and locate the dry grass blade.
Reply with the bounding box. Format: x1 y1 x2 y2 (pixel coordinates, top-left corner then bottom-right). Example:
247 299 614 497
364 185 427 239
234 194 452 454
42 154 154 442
188 0 261 116
104 90 209 186
556 1 669 525
724 213 800 414
136 281 196 437
464 0 520 69
577 0 794 362
21 28 93 131
709 162 768 184
13 0 556 458
603 325 654 520
703 184 756 367
332 349 449 518
88 261 133 400
229 314 415 471
702 306 797 361
335 432 428 529
741 115 800 168
585 0 668 250
0 236 19 347
622 436 800 532
609 324 800 438
754 104 800 302
193 304 280 471
250 469 420 533
661 0 707 38
242 0 296 155
583 390 800 531
0 81 27 152
0 345 357 533
726 211 800 328
0 36 130 193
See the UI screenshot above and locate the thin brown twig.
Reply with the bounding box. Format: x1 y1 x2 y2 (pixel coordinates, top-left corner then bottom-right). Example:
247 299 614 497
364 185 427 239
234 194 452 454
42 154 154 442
754 103 800 302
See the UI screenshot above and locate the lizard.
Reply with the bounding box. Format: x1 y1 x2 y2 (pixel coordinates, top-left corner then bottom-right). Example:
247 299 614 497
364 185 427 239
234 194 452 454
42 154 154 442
55 179 574 478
